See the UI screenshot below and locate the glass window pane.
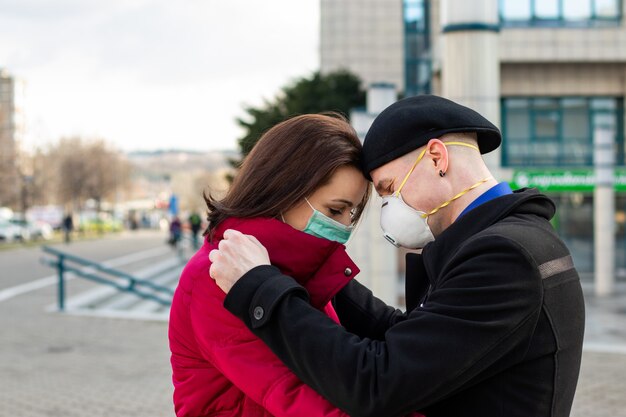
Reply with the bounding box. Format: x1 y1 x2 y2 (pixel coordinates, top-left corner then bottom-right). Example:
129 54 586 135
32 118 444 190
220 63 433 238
406 61 430 93
563 112 590 139
407 35 428 57
593 112 617 130
404 1 424 24
501 0 531 20
533 142 560 164
533 98 559 110
595 0 620 17
409 18 427 33
564 0 592 20
562 137 591 164
506 98 530 108
507 143 533 164
562 100 590 139
591 98 617 110
535 111 559 137
417 61 430 85
562 98 587 109
407 63 418 86
506 111 530 139
536 0 560 19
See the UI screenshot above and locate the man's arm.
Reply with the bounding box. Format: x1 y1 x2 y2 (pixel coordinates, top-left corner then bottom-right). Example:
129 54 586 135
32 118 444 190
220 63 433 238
332 279 407 340
210 229 409 340
220 235 542 417
334 251 431 339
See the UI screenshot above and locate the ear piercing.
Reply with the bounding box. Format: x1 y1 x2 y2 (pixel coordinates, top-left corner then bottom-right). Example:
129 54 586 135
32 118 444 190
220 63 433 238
439 170 446 177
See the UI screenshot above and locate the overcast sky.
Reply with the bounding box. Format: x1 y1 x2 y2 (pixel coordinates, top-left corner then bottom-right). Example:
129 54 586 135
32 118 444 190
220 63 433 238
0 0 320 152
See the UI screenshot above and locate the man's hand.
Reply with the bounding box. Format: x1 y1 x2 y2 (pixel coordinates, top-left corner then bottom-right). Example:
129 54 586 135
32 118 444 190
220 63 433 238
209 229 271 293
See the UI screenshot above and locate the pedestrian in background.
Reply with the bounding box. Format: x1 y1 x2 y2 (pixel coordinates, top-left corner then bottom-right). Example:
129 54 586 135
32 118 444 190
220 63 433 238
188 212 202 249
62 213 73 244
168 216 182 248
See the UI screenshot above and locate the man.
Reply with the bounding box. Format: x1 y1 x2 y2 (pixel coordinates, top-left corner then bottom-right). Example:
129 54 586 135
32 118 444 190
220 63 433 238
209 95 585 417
188 211 202 249
62 213 73 244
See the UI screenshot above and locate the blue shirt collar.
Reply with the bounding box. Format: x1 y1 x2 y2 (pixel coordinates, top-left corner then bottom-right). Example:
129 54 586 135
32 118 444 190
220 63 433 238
457 182 513 219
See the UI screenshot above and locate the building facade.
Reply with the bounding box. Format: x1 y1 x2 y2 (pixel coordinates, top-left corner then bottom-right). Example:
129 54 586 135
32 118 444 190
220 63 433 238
324 0 626 292
0 69 21 208
320 0 405 92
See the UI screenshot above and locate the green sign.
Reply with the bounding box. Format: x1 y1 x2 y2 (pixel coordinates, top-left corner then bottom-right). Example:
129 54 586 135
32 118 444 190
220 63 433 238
510 169 626 192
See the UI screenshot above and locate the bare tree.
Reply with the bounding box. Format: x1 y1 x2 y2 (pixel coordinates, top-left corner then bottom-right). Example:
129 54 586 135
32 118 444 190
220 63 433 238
83 139 133 213
46 137 132 212
28 147 55 207
47 137 89 210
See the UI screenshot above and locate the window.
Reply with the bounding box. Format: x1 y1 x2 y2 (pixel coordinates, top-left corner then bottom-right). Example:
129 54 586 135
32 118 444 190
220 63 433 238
564 0 593 21
404 0 431 96
500 0 622 27
502 0 531 20
596 0 621 17
501 97 624 167
536 0 560 19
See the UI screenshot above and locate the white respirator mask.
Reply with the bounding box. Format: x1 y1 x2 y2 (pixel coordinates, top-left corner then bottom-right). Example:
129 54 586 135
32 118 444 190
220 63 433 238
380 142 490 249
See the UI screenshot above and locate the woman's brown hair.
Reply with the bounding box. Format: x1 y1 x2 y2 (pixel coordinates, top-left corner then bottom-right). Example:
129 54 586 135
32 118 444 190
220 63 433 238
204 113 370 240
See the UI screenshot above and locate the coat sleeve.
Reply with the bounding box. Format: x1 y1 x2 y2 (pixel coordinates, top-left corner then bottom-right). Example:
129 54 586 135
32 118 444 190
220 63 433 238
332 279 408 340
224 235 543 417
189 286 351 417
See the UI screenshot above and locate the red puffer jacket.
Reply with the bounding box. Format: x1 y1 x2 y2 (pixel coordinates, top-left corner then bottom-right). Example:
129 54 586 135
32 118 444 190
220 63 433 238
168 217 359 417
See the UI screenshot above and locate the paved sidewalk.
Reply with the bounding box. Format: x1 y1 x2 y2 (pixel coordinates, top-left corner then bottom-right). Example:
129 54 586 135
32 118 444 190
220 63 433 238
1 234 175 417
571 283 626 417
1 303 173 417
1 244 625 416
572 351 626 417
582 283 626 352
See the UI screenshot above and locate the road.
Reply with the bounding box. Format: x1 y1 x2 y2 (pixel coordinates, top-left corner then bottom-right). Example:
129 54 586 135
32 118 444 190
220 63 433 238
0 230 170 289
0 230 177 417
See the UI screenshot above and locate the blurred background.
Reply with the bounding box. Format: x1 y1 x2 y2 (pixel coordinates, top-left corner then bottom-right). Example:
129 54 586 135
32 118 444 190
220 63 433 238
1 0 626 416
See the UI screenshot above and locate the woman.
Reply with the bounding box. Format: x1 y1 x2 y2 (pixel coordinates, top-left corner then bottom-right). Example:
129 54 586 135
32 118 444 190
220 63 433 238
168 114 370 416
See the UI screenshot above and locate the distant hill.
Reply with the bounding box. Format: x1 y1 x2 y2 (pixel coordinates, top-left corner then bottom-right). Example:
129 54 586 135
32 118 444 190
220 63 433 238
126 149 239 179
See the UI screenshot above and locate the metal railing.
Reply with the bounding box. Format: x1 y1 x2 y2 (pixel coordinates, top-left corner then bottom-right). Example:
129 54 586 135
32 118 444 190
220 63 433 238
41 246 175 311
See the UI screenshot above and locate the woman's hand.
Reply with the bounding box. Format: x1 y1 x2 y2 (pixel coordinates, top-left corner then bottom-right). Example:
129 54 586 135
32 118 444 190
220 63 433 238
209 229 270 293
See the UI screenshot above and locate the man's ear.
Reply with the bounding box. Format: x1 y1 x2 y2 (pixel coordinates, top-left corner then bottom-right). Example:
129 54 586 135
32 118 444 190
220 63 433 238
426 139 449 174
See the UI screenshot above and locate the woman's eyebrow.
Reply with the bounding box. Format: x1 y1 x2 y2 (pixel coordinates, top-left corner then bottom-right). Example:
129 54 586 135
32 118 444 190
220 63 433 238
332 198 354 207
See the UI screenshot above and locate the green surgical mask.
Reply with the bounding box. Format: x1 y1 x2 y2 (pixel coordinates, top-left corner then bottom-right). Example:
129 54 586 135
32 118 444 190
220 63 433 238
302 198 353 244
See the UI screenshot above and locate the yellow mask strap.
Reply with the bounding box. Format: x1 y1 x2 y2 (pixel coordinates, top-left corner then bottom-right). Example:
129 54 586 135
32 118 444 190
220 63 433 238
423 177 492 218
394 141 480 196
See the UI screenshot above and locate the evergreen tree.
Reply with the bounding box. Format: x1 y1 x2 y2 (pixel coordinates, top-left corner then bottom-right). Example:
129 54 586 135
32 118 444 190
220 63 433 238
233 70 366 166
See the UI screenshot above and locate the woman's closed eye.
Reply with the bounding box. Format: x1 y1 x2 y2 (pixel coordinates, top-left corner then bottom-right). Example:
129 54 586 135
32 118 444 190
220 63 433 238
329 208 343 216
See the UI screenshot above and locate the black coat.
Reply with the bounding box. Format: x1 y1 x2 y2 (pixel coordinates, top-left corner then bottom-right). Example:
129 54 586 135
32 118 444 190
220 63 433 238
224 188 585 417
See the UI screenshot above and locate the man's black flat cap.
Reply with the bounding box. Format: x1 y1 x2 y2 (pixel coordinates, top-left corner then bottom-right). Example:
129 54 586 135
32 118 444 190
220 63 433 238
362 95 501 179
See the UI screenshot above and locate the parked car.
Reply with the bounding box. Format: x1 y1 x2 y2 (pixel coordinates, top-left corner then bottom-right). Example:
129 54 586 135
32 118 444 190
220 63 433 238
26 205 64 231
9 218 53 240
79 212 123 233
0 219 25 242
